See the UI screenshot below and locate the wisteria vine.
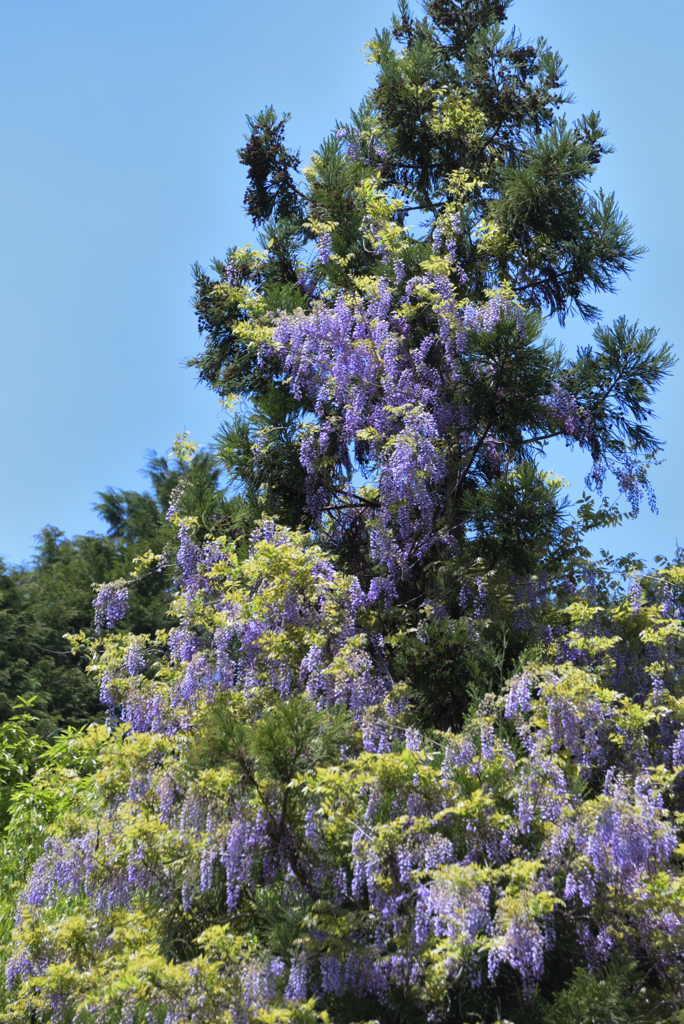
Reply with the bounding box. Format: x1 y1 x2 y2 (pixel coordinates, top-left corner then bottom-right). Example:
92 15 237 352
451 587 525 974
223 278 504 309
5 518 684 1022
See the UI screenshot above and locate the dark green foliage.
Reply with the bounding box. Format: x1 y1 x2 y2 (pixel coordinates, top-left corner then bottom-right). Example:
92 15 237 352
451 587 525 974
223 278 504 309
543 960 649 1024
190 243 308 397
461 462 570 575
190 255 265 395
189 694 353 782
159 871 232 966
0 532 127 732
389 615 515 729
0 451 230 736
213 390 310 533
238 107 304 226
573 317 674 465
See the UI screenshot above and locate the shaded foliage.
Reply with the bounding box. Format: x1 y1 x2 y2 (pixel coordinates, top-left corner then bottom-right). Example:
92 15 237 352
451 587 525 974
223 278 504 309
0 450 228 735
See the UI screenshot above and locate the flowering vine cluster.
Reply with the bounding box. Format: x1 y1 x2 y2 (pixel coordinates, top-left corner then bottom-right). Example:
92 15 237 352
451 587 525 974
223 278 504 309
268 255 590 581
5 519 684 1022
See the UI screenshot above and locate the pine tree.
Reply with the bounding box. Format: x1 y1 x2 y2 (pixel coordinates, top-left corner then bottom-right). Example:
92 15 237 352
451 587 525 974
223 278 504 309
188 0 673 725
189 0 672 628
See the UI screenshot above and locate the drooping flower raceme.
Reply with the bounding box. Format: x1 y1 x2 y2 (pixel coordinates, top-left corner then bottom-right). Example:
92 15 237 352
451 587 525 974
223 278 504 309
92 579 129 632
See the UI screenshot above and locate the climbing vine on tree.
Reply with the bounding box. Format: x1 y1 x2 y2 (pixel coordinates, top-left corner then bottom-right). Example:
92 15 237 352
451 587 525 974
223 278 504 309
2 3 682 1023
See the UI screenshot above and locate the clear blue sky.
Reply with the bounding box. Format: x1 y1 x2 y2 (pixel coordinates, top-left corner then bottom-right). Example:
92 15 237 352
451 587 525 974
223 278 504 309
1 0 682 566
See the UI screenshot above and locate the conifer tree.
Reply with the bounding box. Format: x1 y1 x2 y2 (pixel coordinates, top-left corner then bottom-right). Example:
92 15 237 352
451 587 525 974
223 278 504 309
189 3 672 689
189 0 673 721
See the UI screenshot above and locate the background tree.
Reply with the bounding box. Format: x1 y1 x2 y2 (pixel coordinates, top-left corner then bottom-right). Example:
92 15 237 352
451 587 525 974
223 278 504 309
0 448 229 735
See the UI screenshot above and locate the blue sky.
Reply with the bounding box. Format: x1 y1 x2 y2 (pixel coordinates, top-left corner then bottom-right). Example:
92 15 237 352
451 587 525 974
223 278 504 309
1 0 682 566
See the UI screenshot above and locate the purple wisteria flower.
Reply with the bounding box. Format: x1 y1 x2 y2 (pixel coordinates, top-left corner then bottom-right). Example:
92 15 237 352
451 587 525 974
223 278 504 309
317 232 333 264
93 579 129 632
124 635 146 675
